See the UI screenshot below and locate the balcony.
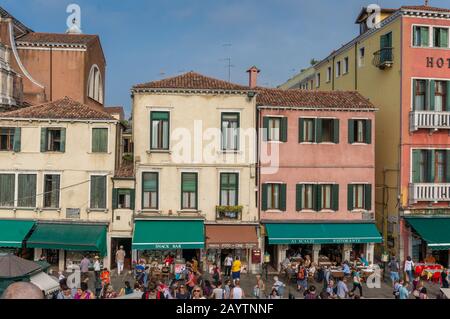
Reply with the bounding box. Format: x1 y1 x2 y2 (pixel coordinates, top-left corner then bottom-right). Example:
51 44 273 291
373 47 393 69
215 205 243 221
409 183 450 203
410 111 450 131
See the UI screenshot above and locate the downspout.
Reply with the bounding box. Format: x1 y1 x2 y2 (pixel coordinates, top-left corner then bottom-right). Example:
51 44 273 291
354 43 358 90
398 14 405 263
332 56 335 90
50 47 53 100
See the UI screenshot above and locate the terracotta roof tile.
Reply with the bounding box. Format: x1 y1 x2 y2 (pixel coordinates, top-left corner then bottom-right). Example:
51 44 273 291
16 32 99 46
256 88 376 110
133 71 251 91
115 163 134 179
1 97 116 120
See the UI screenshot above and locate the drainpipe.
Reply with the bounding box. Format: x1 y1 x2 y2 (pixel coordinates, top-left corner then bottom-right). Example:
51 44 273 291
332 56 335 90
50 47 53 100
354 43 358 90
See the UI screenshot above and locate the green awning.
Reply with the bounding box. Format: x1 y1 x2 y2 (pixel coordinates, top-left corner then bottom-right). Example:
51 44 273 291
0 220 35 248
265 223 382 245
406 217 450 250
133 220 205 250
27 223 107 256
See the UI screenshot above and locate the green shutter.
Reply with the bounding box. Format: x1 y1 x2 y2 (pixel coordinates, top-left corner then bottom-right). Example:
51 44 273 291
18 174 36 208
332 184 339 211
112 189 118 209
280 184 287 211
446 82 450 111
421 27 429 46
296 184 303 211
380 34 387 49
92 128 108 153
427 150 435 183
412 150 422 183
440 28 448 48
280 117 288 142
263 117 269 141
364 184 372 211
151 112 169 121
299 118 304 143
312 184 319 211
315 118 322 143
130 189 135 210
60 128 66 152
261 184 268 211
446 150 450 183
182 173 197 192
40 128 47 152
347 184 354 211
143 173 158 191
429 80 435 111
365 120 372 144
348 120 355 144
412 79 417 111
333 119 340 144
13 128 21 152
316 185 322 211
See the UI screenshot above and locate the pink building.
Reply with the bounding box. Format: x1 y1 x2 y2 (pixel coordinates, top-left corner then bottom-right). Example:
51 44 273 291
255 88 381 270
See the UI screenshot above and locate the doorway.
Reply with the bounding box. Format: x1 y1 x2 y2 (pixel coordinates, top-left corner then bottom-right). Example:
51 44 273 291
111 238 132 270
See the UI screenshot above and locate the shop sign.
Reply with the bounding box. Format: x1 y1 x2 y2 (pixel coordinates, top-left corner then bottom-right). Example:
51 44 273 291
66 208 80 219
426 57 450 69
288 239 364 244
154 244 183 249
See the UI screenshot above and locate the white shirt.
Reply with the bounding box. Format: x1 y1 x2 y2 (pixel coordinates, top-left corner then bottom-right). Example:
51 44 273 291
231 287 243 299
404 260 414 271
94 260 101 271
224 257 233 267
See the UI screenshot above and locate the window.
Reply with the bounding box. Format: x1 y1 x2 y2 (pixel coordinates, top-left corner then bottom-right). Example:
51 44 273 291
90 175 106 209
17 174 36 208
412 150 450 183
262 183 286 211
263 117 288 142
434 81 447 112
413 26 429 47
348 119 372 144
299 118 315 143
347 184 372 211
348 184 371 211
92 128 108 153
433 27 448 48
113 189 134 209
43 175 60 208
326 67 331 82
123 138 133 154
300 184 315 210
220 173 238 206
343 57 349 74
150 111 169 150
321 184 333 209
358 47 365 67
181 172 198 210
296 184 339 211
41 128 66 153
315 73 321 88
142 172 158 209
336 61 341 77
221 113 240 151
0 174 15 207
413 80 427 111
87 65 104 104
0 128 18 152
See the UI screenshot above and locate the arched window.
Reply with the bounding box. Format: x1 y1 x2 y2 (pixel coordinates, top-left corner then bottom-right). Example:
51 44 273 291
87 65 103 104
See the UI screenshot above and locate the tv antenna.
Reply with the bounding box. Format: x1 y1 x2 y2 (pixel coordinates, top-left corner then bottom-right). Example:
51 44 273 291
221 43 234 81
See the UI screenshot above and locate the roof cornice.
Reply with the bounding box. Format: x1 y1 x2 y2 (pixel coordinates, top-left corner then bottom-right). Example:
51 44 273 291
401 8 450 18
16 42 87 49
131 88 254 96
257 105 378 112
0 117 118 124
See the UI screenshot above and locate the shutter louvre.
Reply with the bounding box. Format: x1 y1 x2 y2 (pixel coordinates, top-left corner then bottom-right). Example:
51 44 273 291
263 117 270 141
333 119 340 144
421 27 429 46
130 189 135 210
299 118 304 143
312 184 319 211
112 189 118 209
332 184 339 211
348 120 355 144
446 150 450 183
60 128 66 153
364 184 372 211
347 184 354 211
446 82 450 111
280 117 288 142
316 185 322 212
412 150 422 183
296 184 303 211
315 118 322 143
429 80 435 111
441 28 448 47
40 128 47 152
13 128 21 152
412 80 417 111
427 150 435 182
280 184 287 211
365 120 372 144
261 184 268 211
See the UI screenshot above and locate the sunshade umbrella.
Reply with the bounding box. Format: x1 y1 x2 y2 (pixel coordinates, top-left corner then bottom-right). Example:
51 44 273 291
0 253 42 279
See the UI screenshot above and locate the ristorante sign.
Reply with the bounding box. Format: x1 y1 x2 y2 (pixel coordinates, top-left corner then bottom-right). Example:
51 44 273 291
426 57 450 68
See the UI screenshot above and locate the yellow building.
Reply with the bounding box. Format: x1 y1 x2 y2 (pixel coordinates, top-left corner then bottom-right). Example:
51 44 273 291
281 5 450 265
131 71 260 273
0 97 121 270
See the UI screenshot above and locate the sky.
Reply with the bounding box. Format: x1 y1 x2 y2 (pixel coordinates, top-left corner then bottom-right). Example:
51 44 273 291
2 0 449 116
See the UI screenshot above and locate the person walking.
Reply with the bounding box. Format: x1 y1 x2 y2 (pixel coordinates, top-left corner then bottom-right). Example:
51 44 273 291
230 280 245 299
115 246 126 276
93 256 101 282
212 264 221 286
404 256 414 283
296 264 308 293
393 280 402 299
350 270 363 297
100 267 111 287
272 276 286 298
186 269 197 293
336 278 349 299
211 281 225 299
388 256 400 287
253 274 266 299
223 279 232 299
224 254 233 278
231 256 242 284
79 255 91 283
399 282 410 299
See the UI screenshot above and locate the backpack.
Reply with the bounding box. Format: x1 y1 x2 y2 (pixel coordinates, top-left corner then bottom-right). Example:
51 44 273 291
297 268 306 280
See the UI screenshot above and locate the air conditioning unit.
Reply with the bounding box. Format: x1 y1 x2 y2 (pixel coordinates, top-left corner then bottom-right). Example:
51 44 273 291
362 211 375 221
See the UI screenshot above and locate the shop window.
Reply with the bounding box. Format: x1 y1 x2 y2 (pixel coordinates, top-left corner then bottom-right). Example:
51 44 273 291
142 172 158 209
221 113 240 151
150 111 170 150
413 26 429 47
90 175 107 209
44 175 60 208
181 172 198 210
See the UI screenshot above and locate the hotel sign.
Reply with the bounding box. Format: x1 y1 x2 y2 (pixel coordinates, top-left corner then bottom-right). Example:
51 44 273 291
426 57 450 69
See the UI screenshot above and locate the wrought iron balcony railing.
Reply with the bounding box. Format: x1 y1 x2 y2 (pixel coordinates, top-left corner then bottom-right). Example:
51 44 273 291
373 47 393 69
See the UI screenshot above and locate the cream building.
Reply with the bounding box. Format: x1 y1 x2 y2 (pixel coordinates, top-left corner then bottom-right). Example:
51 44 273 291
0 96 120 271
131 71 260 273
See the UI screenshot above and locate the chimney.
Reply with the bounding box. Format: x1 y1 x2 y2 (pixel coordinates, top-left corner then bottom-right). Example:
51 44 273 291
246 66 260 88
